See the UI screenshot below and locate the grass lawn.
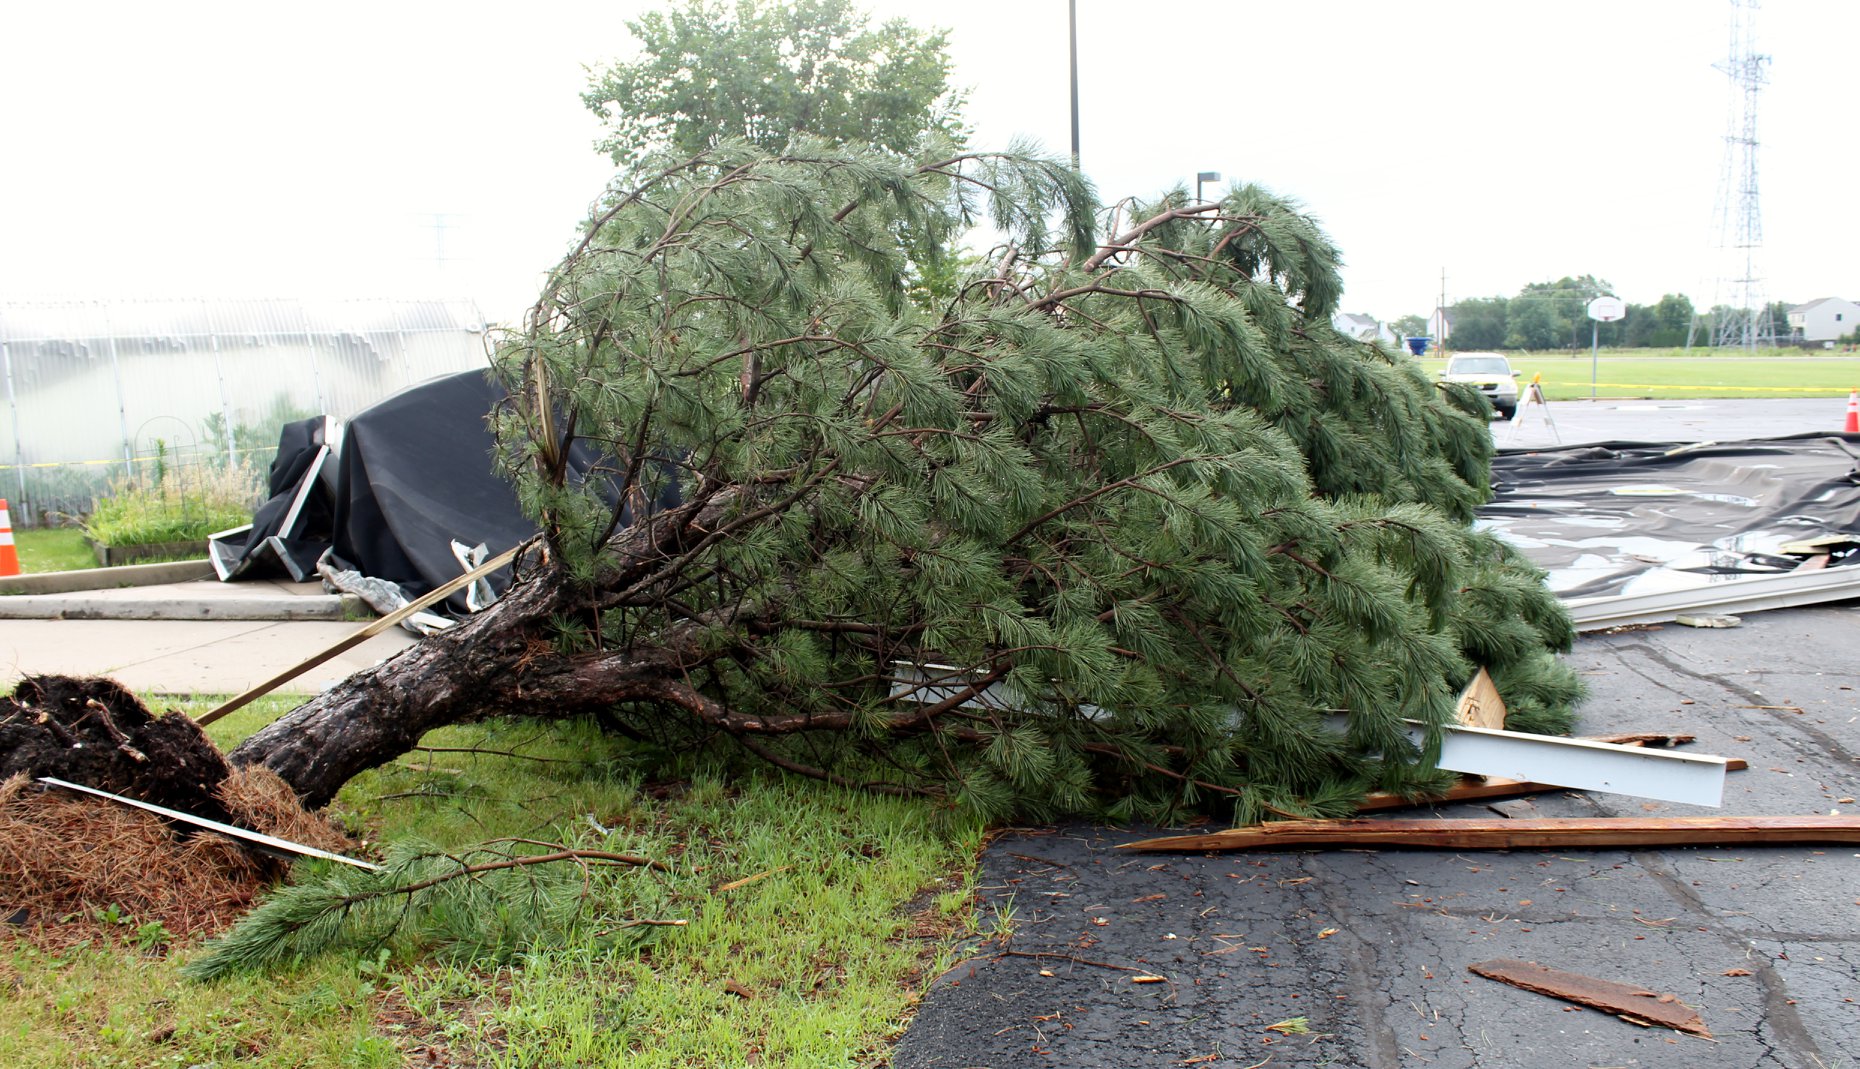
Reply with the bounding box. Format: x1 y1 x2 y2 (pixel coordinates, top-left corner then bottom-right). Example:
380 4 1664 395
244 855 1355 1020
1419 348 1860 401
4 697 987 1067
12 528 97 574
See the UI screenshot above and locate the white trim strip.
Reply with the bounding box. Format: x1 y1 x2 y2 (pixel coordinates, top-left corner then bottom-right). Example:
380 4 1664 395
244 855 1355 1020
38 776 379 870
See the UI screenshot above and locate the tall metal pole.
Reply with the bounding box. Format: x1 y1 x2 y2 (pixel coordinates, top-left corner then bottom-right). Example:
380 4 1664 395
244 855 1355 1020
200 302 240 465
0 339 28 515
98 304 136 478
1591 320 1600 399
1068 0 1080 168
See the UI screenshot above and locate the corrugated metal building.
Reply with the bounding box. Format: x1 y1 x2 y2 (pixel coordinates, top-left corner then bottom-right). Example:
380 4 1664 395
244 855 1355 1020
0 298 490 523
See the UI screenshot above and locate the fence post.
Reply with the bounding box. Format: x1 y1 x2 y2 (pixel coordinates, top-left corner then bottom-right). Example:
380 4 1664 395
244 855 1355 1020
296 299 330 415
0 337 27 522
98 303 137 485
200 301 239 465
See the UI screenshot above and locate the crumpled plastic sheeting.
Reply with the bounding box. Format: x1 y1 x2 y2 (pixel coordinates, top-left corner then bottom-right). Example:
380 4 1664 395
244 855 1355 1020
1479 434 1860 598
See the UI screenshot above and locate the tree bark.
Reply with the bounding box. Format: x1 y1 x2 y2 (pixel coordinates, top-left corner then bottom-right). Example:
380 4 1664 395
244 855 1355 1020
226 567 580 808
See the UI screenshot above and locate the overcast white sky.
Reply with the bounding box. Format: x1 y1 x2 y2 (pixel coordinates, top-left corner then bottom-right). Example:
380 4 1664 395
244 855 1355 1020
1 1 1851 325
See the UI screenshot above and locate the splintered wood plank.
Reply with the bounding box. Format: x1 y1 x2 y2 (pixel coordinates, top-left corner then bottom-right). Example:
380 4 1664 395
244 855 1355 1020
1454 667 1507 730
1584 732 1696 747
1117 815 1860 853
1468 959 1710 1036
1355 777 1554 811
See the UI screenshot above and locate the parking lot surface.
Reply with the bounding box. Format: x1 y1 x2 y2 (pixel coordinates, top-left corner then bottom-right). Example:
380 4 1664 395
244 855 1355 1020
895 608 1860 1069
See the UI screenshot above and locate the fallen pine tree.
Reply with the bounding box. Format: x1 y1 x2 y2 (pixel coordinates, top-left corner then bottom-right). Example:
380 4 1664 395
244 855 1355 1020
18 142 1581 825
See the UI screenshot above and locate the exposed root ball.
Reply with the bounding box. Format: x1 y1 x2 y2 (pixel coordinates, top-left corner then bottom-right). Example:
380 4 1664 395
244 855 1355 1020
0 675 232 820
1 675 359 948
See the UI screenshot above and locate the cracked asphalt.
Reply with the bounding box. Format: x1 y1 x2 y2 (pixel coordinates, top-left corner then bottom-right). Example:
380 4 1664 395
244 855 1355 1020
894 606 1860 1069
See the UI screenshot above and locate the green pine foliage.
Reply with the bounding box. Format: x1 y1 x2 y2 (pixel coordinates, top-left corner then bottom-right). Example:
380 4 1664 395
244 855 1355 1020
181 840 661 981
490 140 1579 823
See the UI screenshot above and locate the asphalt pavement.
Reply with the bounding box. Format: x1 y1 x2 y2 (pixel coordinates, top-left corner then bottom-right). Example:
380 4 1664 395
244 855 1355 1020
1496 396 1847 450
894 607 1860 1069
895 398 1860 1069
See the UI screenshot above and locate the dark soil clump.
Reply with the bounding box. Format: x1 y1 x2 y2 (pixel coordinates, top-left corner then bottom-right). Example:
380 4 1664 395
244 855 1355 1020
0 675 233 820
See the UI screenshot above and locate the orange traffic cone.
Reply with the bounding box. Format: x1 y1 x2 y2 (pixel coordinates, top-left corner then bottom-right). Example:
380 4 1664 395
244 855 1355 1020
0 499 18 577
1846 390 1860 435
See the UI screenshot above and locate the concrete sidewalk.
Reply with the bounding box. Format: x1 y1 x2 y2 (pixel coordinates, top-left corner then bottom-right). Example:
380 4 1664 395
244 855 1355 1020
0 565 417 695
0 575 368 622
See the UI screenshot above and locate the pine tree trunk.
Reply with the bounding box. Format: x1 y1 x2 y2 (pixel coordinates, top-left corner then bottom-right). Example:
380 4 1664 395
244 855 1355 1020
226 569 577 808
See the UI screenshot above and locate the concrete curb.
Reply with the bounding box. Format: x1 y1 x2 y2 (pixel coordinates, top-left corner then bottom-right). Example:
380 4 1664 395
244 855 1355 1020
0 559 215 596
0 593 369 622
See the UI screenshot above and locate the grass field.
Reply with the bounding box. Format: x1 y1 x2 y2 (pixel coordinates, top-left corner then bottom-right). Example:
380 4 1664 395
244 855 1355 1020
1419 347 1860 401
4 699 985 1067
12 527 96 573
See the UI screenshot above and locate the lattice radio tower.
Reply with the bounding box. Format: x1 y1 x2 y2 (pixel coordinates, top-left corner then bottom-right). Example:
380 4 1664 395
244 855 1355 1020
1708 0 1772 350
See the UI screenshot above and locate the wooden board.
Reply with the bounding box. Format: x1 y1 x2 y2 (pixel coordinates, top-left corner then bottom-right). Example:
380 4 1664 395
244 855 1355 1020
1117 815 1860 853
1468 958 1709 1036
1356 777 1561 811
1454 667 1506 730
196 543 524 727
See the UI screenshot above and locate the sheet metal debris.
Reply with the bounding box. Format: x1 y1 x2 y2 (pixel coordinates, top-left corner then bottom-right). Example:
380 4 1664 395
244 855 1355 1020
1564 566 1860 631
1482 435 1860 599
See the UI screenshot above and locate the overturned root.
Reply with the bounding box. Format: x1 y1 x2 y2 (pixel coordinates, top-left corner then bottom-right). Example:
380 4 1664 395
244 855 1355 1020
1 675 233 819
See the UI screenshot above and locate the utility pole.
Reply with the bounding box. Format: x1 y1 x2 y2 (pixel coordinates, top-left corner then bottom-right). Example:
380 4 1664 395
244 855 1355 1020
1068 0 1081 169
1436 268 1449 357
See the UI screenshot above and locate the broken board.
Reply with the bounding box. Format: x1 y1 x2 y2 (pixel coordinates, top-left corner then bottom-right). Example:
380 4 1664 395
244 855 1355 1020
1117 815 1860 853
1453 667 1506 730
1468 958 1710 1036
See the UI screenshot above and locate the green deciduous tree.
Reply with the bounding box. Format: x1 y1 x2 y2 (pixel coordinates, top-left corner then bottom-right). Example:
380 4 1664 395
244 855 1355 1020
1506 275 1613 350
583 0 964 168
1446 297 1508 350
229 143 1579 825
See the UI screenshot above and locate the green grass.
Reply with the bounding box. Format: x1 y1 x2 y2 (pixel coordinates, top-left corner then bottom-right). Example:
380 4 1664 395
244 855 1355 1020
4 697 986 1068
12 528 97 574
1421 348 1860 401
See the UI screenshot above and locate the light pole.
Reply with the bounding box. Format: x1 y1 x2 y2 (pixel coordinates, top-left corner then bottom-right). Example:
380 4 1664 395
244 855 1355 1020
1196 171 1221 203
1068 0 1080 168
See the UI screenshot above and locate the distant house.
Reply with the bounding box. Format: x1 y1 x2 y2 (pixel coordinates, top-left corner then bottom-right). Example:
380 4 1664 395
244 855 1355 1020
1332 312 1399 347
1786 297 1860 343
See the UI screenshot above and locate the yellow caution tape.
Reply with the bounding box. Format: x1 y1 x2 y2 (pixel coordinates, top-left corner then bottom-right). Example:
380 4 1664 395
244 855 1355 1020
1532 381 1851 394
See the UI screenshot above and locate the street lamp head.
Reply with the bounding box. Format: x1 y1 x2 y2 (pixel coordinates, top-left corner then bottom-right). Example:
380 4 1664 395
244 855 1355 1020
1196 171 1222 183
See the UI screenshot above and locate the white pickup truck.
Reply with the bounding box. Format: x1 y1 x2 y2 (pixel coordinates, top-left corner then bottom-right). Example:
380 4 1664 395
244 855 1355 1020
1437 352 1521 419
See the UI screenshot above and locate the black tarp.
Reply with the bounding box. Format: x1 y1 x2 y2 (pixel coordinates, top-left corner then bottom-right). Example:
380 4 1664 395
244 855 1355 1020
207 416 335 582
1481 434 1860 598
214 369 670 618
323 370 534 612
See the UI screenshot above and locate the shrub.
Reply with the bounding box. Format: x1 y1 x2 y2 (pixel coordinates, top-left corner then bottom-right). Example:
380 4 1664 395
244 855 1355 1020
83 460 260 548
